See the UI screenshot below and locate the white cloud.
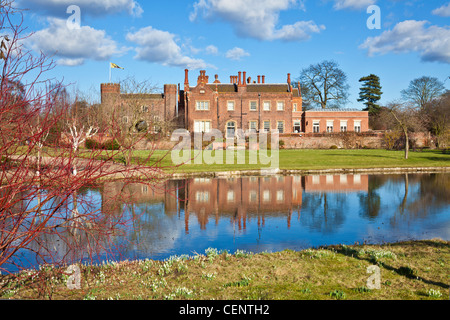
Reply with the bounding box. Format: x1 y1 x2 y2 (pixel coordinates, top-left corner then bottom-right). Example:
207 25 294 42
18 0 143 16
27 18 126 66
225 47 250 60
205 45 219 55
360 20 450 64
190 0 324 41
126 26 212 69
57 58 85 66
432 2 450 17
333 0 377 10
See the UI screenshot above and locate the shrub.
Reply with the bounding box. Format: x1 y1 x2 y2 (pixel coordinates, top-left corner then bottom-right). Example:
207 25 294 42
85 139 120 150
85 139 102 150
102 139 120 150
329 145 338 149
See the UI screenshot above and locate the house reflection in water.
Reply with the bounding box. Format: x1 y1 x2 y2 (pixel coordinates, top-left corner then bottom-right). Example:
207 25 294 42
101 174 368 234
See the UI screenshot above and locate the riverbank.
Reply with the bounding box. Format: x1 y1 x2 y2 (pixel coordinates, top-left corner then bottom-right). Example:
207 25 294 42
1 239 448 300
138 149 450 173
5 149 449 182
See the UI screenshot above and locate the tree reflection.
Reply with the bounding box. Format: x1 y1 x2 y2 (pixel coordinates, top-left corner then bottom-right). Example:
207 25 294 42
358 175 388 220
390 173 450 227
300 192 347 234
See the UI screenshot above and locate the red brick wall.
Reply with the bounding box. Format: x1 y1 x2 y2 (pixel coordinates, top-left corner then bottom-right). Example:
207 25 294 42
186 70 298 135
303 110 369 134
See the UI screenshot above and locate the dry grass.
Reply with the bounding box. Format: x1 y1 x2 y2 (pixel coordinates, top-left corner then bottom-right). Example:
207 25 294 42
1 239 448 300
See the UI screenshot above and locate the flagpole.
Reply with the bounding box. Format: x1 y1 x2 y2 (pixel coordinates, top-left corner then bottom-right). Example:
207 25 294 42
109 62 111 83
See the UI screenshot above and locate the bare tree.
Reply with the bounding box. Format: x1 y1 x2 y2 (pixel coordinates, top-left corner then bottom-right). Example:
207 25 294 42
382 102 424 159
0 1 169 284
401 76 445 110
422 93 450 148
298 60 350 109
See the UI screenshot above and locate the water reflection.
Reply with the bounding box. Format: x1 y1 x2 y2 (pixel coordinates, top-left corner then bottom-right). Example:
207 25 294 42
4 173 450 271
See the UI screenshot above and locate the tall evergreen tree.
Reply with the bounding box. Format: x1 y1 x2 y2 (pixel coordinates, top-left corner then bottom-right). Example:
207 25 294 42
358 74 382 115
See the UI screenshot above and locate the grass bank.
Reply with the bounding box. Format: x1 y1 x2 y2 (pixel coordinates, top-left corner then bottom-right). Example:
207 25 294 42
1 239 448 300
124 149 449 174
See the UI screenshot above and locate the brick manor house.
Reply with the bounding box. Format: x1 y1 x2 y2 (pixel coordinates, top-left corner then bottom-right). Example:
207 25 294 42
100 69 369 137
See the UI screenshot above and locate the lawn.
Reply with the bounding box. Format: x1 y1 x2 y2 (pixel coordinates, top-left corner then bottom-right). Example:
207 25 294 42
124 149 449 173
1 239 448 300
10 147 449 175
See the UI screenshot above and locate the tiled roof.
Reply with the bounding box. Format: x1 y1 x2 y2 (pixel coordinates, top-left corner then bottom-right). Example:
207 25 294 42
205 83 291 93
246 84 290 93
305 108 366 112
206 84 237 93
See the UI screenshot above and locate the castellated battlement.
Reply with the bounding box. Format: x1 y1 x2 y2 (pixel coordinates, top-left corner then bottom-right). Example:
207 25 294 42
101 83 121 94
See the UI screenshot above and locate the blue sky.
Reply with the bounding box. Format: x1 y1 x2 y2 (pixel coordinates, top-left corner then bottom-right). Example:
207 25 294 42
17 0 450 107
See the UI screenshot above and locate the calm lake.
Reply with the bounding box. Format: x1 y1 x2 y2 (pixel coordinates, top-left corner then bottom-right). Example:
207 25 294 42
4 172 450 272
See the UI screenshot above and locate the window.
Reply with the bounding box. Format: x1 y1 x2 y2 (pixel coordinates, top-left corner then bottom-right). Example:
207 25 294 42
194 120 211 133
227 190 235 203
293 103 298 112
196 101 209 110
141 105 149 112
263 190 270 202
249 121 258 132
326 175 334 185
263 120 270 132
277 101 285 111
250 101 257 111
276 190 284 202
293 120 301 133
326 120 334 133
227 101 235 111
340 121 348 132
354 120 361 133
263 101 271 111
249 191 257 202
195 191 210 202
153 116 161 133
313 121 320 133
277 121 284 133
226 121 236 138
312 175 320 185
194 178 212 184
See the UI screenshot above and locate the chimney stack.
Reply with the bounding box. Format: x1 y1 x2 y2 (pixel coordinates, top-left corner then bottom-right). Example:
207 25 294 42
184 69 189 91
262 75 265 84
287 73 291 91
238 72 242 85
243 72 247 86
257 76 261 84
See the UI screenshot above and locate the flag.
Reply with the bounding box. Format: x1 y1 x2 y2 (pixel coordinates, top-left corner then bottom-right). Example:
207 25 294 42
110 63 124 70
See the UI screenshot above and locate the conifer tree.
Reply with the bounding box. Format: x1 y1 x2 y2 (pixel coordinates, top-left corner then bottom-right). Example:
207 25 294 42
358 74 382 115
